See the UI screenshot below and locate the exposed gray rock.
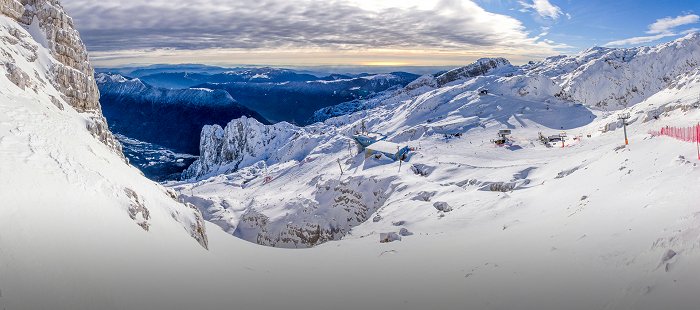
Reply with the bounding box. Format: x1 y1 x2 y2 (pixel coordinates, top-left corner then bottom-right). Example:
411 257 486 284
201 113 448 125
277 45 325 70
398 228 413 236
380 232 401 243
86 114 124 159
436 58 512 86
49 94 63 110
184 202 209 250
411 163 437 177
0 0 24 20
4 62 31 90
412 191 436 202
18 0 101 113
433 201 453 212
124 188 151 231
0 0 124 159
183 116 331 180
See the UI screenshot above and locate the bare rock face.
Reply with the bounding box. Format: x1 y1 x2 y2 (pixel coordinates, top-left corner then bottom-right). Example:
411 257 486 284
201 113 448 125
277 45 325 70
4 62 31 90
436 58 512 86
19 0 100 112
183 116 304 180
0 0 24 20
0 0 124 157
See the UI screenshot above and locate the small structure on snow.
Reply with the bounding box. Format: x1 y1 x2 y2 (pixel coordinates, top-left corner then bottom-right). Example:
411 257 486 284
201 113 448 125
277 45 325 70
365 140 410 161
352 132 386 148
492 129 512 146
479 89 489 96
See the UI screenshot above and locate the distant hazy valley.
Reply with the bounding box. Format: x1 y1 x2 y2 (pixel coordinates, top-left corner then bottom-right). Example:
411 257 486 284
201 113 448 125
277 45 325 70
96 65 420 180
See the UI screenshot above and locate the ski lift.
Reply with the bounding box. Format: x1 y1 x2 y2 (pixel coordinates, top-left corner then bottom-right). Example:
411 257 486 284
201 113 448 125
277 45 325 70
493 129 512 146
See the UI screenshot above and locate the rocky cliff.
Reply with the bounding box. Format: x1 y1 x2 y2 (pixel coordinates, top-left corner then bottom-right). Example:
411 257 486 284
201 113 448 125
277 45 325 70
1 0 122 156
435 57 514 86
183 116 326 180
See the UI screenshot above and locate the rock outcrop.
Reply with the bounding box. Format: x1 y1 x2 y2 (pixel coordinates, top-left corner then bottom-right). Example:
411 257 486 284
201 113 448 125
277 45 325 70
183 116 335 180
0 0 24 20
1 0 123 157
436 57 514 86
19 0 99 112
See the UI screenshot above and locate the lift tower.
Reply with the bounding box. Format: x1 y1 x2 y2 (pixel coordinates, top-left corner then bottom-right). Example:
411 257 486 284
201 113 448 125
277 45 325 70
618 113 631 145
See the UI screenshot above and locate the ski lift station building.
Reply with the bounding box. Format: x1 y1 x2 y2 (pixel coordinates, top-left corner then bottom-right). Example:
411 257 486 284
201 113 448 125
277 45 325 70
352 132 386 148
365 140 410 161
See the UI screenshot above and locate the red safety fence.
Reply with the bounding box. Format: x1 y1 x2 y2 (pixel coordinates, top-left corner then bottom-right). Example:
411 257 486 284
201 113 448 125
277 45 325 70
650 123 700 159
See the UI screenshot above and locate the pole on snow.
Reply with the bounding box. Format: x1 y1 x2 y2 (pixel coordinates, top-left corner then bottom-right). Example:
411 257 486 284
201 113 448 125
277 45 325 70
618 113 631 145
559 132 567 148
337 158 344 175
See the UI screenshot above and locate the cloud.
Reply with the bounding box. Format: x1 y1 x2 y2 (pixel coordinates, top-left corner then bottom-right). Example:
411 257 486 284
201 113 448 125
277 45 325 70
604 33 677 47
518 0 564 20
60 0 566 65
605 14 699 47
648 14 700 34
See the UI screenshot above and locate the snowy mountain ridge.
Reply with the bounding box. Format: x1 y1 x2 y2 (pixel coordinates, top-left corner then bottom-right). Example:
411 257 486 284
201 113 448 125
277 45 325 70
96 72 241 107
529 32 700 108
4 0 700 308
176 33 700 253
160 33 700 308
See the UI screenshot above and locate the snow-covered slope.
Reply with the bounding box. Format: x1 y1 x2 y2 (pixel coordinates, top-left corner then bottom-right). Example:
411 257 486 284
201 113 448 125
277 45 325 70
168 34 700 308
5 1 700 308
527 33 700 108
0 2 226 308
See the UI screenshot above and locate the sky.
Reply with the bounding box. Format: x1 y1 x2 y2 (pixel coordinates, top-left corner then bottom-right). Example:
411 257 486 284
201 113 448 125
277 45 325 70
61 0 700 68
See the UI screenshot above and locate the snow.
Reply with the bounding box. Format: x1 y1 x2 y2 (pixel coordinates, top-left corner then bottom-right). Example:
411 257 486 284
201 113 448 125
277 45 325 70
366 140 404 154
167 34 700 308
189 87 214 92
250 73 270 79
4 4 700 308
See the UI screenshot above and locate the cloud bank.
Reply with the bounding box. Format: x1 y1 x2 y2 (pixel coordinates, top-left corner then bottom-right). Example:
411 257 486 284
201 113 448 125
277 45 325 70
605 14 699 47
61 0 565 66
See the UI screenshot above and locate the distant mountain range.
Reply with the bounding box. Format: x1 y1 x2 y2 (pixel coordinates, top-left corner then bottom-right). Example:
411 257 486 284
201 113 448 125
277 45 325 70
196 71 420 124
95 68 418 180
96 73 269 155
97 66 420 125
